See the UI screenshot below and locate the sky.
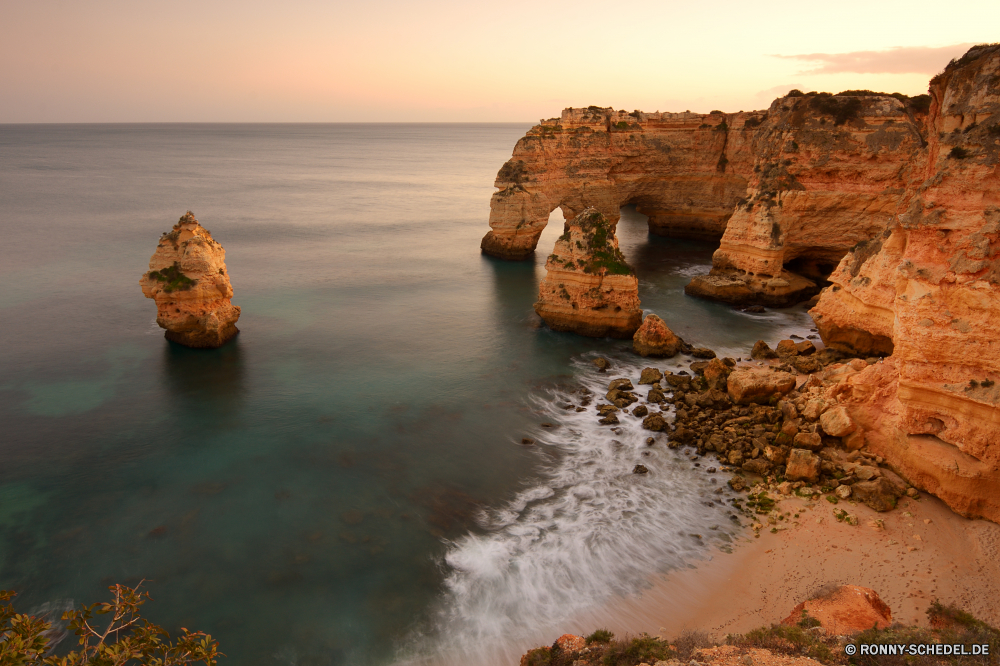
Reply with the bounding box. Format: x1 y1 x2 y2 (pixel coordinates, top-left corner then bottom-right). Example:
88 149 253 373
3 0 998 123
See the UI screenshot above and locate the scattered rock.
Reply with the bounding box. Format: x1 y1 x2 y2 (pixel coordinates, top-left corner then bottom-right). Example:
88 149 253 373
639 367 663 384
836 485 852 500
593 357 611 371
633 314 682 357
751 340 778 360
792 432 823 451
703 358 731 390
727 368 796 404
690 347 717 359
852 478 901 512
608 378 634 391
785 449 821 482
819 405 857 438
728 475 747 491
793 340 816 356
642 413 668 431
632 405 649 417
599 414 620 425
775 340 798 357
633 464 650 474
742 459 773 476
521 438 535 445
648 387 666 402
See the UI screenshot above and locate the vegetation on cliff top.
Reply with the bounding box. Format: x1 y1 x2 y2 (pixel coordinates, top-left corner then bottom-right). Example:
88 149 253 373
522 602 1000 666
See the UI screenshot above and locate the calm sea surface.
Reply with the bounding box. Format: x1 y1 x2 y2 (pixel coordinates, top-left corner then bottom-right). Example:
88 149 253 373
0 124 814 665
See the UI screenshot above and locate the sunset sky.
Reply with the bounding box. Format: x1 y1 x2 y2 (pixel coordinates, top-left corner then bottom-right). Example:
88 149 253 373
3 0 998 123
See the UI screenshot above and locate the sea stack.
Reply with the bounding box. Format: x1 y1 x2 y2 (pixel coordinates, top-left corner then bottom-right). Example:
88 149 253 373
534 208 641 337
140 212 240 348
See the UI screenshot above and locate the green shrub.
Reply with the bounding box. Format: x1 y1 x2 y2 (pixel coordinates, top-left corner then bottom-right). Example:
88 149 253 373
586 629 614 644
0 584 221 665
601 635 672 666
148 262 197 293
786 89 805 97
810 95 863 125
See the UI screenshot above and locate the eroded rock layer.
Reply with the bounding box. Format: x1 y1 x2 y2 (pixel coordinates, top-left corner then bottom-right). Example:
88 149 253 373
140 212 241 348
812 44 1000 521
534 209 642 337
482 107 758 259
688 92 929 305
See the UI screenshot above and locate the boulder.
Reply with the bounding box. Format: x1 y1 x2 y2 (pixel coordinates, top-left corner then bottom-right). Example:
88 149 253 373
703 358 731 390
835 485 852 500
647 387 665 402
792 432 823 451
593 357 611 371
794 340 816 356
820 405 857 437
608 378 634 391
633 315 681 357
764 444 789 465
642 413 668 431
727 368 797 405
852 478 901 512
801 399 828 421
785 449 821 482
632 405 649 417
633 464 649 474
781 585 892 634
690 347 717 359
743 459 773 476
792 356 822 374
751 340 778 360
728 475 747 491
599 414 620 425
776 340 799 357
638 368 663 384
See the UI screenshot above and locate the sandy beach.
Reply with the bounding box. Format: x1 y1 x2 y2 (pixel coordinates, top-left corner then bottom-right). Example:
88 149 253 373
566 489 1000 641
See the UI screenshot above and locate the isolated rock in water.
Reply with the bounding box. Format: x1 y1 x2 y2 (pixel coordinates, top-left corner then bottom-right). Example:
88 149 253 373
534 209 641 338
140 212 240 348
785 449 821 482
633 314 681 357
726 367 796 404
782 585 892 634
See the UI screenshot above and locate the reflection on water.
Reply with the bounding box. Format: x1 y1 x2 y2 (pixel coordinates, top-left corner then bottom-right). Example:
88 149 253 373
161 337 247 422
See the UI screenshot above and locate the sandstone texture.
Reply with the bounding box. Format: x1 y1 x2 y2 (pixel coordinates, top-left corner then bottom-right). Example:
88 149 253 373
140 212 240 348
534 209 642 337
632 314 681 357
483 107 757 259
809 44 1000 521
727 367 796 405
782 585 892 634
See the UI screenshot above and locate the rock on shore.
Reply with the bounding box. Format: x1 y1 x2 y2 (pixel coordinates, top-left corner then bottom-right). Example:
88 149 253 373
140 212 240 348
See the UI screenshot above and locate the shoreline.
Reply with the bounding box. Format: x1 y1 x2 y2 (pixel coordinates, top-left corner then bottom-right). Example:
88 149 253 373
561 489 1000 644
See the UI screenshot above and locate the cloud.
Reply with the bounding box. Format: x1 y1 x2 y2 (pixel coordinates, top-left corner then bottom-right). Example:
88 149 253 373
773 44 976 75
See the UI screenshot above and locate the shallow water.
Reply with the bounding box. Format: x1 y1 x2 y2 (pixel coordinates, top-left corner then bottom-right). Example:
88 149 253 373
0 124 815 665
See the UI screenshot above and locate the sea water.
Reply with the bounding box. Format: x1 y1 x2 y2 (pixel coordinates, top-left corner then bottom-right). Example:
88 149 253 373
0 124 815 665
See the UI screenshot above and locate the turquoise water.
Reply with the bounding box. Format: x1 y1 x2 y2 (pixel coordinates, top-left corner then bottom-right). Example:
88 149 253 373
0 124 815 665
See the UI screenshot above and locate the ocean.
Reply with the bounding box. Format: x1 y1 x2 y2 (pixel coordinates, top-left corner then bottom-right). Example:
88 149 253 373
0 123 815 665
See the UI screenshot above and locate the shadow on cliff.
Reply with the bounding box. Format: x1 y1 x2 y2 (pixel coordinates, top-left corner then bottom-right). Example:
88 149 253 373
160 337 247 421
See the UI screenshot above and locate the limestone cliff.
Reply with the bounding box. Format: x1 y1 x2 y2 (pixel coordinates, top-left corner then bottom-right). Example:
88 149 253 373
482 107 758 259
140 212 241 348
811 44 1000 521
687 92 928 305
534 208 642 337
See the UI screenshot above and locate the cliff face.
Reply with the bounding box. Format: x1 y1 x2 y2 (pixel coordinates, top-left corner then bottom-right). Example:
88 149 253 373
534 208 642 337
140 212 241 348
812 44 1000 521
687 93 928 305
481 107 758 259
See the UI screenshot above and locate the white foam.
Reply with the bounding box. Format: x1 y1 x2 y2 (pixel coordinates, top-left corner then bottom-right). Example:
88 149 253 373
396 353 741 666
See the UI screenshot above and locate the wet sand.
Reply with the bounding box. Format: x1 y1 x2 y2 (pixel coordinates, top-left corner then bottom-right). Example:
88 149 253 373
566 490 1000 640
